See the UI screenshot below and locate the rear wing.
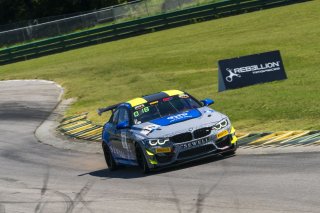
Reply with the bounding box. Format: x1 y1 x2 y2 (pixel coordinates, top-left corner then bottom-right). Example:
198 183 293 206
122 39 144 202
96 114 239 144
97 103 121 116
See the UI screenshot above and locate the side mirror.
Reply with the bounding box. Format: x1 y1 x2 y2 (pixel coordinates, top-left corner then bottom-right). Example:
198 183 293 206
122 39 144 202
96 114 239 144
116 121 130 129
201 98 214 106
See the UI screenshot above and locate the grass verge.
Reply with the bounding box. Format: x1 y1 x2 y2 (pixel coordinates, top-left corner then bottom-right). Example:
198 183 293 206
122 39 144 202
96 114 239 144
0 0 319 132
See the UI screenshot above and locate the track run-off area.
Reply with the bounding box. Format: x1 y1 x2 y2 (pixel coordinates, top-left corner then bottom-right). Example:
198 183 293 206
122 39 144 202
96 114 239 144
0 80 319 213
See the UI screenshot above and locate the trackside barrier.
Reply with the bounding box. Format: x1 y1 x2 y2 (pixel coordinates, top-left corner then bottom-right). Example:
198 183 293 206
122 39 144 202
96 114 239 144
0 0 307 65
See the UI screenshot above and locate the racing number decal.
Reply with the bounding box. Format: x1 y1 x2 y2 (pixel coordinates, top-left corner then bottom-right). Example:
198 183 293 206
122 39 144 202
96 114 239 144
121 130 129 150
133 111 139 117
133 107 150 117
143 107 149 113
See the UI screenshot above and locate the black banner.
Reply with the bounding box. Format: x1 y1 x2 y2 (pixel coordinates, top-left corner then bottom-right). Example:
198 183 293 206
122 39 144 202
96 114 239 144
218 50 287 92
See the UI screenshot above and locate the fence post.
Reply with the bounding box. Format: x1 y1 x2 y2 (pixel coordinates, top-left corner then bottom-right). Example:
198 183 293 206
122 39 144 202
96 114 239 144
56 22 61 35
21 29 26 44
177 0 182 9
111 6 115 23
145 0 150 16
6 47 13 61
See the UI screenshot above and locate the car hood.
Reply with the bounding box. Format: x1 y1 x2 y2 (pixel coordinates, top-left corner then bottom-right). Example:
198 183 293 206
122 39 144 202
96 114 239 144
131 107 228 139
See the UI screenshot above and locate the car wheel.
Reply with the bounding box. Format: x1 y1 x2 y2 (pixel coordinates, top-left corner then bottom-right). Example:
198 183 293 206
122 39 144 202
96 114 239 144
102 143 117 171
135 144 150 174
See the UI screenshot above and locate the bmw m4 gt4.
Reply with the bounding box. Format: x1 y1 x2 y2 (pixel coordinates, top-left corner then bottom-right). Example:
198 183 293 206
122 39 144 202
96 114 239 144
98 90 237 173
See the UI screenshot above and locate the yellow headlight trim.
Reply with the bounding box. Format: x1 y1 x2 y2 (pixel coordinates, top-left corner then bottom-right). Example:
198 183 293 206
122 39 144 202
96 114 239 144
146 150 154 156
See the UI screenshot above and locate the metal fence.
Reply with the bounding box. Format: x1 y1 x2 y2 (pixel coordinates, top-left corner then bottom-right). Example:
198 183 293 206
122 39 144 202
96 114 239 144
0 0 218 47
0 0 306 66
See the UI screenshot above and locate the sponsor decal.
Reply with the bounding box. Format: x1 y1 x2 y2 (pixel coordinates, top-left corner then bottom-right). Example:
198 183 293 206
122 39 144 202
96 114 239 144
150 101 158 105
133 106 149 117
179 94 189 99
134 119 142 125
140 124 161 135
134 104 145 110
218 50 287 91
167 112 193 123
225 68 242 82
225 61 281 82
216 130 229 139
178 137 210 150
162 97 173 102
121 130 128 149
151 109 201 126
155 147 171 153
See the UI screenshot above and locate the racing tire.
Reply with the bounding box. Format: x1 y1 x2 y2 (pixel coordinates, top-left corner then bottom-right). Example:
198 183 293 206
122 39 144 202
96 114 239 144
135 144 150 174
102 143 117 171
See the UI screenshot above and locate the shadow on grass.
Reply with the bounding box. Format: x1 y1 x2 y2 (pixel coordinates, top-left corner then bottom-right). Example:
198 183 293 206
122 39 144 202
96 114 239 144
79 153 235 179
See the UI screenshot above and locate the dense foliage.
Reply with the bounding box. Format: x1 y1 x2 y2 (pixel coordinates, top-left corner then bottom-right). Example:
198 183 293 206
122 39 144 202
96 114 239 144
0 0 133 25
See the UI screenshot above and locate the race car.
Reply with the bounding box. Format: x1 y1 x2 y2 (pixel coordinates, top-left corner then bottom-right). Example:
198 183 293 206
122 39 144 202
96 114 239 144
98 90 237 173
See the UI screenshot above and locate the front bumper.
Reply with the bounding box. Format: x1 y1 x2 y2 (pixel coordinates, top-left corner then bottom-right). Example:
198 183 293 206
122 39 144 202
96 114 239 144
144 127 238 169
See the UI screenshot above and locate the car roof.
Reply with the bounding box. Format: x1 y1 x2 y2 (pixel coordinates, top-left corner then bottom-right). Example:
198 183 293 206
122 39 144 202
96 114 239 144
126 90 184 107
98 90 186 115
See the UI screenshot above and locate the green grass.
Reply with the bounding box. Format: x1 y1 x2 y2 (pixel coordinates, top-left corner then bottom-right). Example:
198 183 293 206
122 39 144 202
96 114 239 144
1 0 319 132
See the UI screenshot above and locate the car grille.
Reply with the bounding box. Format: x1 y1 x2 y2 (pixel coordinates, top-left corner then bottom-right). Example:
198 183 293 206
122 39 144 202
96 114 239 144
178 144 215 159
155 154 174 164
215 135 231 148
170 132 193 143
193 127 212 139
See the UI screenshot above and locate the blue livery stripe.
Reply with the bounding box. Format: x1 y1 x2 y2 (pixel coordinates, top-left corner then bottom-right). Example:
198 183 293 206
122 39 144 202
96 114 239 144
150 109 202 126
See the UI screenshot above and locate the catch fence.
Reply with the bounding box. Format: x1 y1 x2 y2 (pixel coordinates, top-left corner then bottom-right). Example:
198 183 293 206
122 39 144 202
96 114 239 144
0 0 219 47
0 0 306 66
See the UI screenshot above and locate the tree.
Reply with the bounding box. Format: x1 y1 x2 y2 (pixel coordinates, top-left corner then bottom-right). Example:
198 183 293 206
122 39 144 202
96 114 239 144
0 0 135 26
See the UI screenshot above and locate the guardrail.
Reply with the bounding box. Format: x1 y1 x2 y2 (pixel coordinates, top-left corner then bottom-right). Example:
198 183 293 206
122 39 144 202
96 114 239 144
0 0 306 66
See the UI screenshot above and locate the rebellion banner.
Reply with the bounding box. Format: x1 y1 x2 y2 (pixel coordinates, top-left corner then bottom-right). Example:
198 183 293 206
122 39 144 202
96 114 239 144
218 50 287 92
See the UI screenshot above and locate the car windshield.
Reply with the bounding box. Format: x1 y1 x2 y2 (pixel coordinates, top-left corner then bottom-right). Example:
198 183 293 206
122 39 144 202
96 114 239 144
132 94 201 124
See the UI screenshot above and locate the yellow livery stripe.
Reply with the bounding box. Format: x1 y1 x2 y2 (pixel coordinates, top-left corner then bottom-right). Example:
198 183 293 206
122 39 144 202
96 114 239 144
231 135 238 144
230 126 236 134
127 97 147 107
162 90 183 96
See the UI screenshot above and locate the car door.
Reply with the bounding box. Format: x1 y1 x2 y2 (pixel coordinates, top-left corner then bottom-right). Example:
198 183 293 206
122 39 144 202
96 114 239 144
115 107 136 163
104 109 120 157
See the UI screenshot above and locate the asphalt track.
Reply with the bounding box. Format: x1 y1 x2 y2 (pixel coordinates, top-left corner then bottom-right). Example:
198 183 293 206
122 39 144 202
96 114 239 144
0 80 319 213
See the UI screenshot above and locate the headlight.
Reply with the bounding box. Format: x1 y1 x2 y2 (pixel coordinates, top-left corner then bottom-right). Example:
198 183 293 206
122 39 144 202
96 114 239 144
149 139 158 146
147 138 169 146
212 119 228 130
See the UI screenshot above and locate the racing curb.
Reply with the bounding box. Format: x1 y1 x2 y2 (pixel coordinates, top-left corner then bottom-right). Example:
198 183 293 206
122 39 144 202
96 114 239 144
34 82 102 154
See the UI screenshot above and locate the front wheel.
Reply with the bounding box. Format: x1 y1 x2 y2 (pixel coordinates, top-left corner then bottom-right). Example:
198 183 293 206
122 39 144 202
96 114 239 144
135 144 150 174
102 143 117 171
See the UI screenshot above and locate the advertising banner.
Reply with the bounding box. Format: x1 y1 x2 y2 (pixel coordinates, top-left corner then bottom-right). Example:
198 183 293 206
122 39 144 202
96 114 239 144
218 50 287 92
